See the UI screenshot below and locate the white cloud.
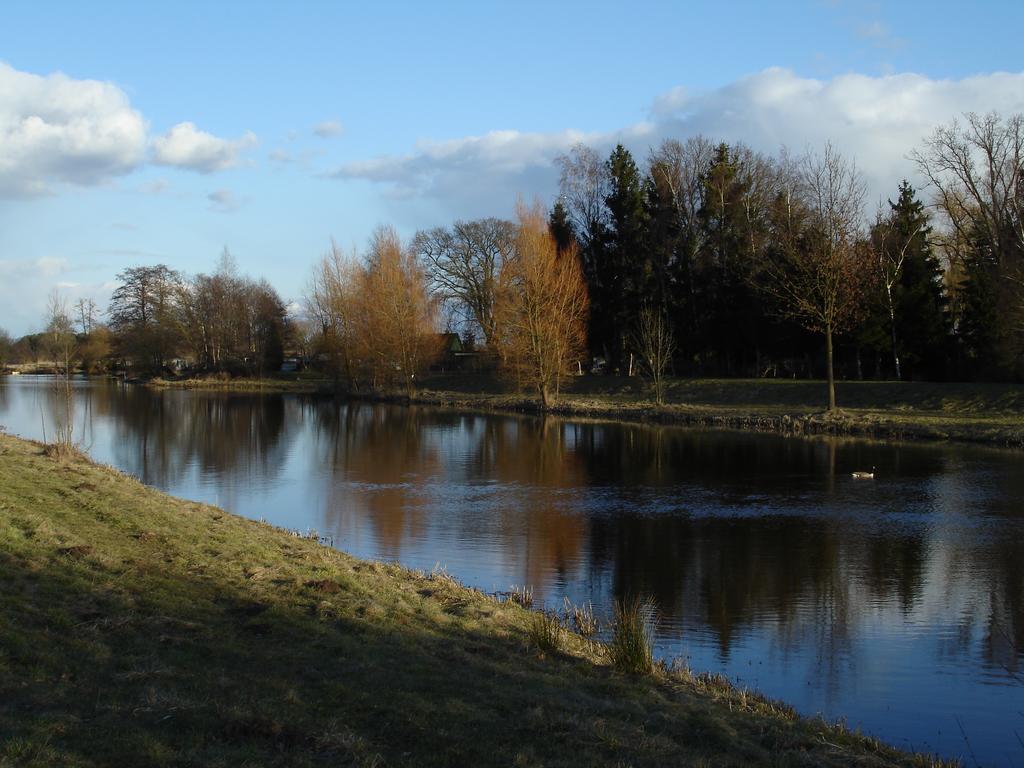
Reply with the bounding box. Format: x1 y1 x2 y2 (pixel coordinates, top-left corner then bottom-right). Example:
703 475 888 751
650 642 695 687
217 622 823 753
207 188 242 213
313 120 343 139
327 128 613 213
654 68 1024 206
151 122 257 174
0 62 147 198
332 68 1024 216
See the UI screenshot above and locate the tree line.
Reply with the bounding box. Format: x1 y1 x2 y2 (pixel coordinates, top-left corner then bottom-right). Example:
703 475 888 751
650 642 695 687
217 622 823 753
550 113 1022 392
2 111 1021 409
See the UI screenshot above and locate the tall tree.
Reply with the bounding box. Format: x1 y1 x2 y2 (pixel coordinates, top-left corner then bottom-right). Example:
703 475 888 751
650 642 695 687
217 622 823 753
493 201 589 407
306 241 361 387
913 111 1024 377
412 218 516 347
646 137 715 368
358 226 441 394
603 144 650 367
870 182 951 380
555 144 610 361
763 145 874 410
108 264 182 371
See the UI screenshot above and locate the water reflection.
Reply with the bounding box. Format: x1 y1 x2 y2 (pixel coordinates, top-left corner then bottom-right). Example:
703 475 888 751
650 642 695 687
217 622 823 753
0 376 1022 765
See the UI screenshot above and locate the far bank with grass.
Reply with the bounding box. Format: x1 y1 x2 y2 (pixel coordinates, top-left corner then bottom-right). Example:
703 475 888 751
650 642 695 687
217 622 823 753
135 370 1024 448
404 374 1024 449
0 433 955 767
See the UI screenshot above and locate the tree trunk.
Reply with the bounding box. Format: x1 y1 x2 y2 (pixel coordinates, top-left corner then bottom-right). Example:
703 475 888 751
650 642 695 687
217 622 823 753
539 382 549 410
890 311 902 381
825 323 836 411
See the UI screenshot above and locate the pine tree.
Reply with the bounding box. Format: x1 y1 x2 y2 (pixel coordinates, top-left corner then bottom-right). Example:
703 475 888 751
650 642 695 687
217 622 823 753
602 144 650 368
871 182 951 380
696 144 765 375
548 200 576 256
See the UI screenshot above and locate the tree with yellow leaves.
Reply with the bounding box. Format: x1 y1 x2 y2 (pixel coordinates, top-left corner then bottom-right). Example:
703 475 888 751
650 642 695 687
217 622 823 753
493 202 589 408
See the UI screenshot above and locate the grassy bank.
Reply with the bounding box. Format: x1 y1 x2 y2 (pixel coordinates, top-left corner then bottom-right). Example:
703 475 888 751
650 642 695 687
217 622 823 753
146 371 332 394
139 371 1024 447
0 434 952 767
409 375 1024 449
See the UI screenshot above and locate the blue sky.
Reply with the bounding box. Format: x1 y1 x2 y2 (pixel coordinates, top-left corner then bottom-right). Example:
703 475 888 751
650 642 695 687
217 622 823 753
1 0 1023 335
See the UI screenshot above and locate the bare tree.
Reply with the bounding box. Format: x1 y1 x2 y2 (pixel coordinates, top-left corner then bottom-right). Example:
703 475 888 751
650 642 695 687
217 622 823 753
45 291 77 453
647 136 715 333
108 264 182 370
75 298 97 336
912 111 1024 368
870 200 927 381
555 143 610 252
492 201 590 408
0 327 11 371
306 240 361 387
412 218 515 346
632 305 676 405
763 145 873 410
912 112 1023 268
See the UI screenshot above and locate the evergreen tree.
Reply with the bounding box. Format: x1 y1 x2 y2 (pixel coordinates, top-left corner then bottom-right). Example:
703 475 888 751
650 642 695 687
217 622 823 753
957 225 1002 376
548 200 576 256
887 183 951 379
696 144 765 375
601 144 650 368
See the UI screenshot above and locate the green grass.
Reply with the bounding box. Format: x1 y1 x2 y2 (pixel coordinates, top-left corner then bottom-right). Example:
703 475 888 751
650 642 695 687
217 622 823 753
0 433 960 767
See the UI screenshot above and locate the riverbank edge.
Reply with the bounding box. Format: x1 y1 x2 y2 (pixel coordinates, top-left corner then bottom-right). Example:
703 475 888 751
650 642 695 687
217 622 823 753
0 432 953 767
142 375 1024 449
368 389 1024 450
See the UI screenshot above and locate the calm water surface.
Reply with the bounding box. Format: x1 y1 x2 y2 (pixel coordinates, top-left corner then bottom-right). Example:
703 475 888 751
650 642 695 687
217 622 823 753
2 376 1023 765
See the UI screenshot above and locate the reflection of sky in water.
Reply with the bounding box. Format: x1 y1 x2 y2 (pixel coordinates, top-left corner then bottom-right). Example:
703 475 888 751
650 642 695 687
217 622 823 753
2 376 1023 765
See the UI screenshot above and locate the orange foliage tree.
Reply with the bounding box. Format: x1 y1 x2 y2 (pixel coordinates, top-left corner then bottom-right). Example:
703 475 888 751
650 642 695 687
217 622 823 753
355 226 442 394
493 202 589 408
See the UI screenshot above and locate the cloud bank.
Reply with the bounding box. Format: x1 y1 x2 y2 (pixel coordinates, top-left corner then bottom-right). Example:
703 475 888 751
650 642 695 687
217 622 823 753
332 68 1024 214
0 63 146 197
0 62 257 197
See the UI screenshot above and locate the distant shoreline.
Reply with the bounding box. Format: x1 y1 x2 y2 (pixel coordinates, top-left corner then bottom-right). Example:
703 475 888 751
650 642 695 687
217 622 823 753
137 373 1024 450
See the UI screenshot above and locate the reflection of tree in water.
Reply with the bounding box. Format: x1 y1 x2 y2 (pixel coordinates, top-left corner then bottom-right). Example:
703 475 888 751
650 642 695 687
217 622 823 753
311 403 440 558
977 537 1024 678
590 514 855 659
863 534 925 613
309 407 589 590
94 385 290 490
471 415 587 595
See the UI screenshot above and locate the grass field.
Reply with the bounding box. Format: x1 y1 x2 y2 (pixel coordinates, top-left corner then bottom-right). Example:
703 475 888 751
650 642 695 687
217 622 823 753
0 434 956 767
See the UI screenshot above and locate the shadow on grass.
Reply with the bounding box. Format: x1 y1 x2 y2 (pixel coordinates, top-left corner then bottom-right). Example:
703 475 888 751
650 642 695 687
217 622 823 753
0 544 782 767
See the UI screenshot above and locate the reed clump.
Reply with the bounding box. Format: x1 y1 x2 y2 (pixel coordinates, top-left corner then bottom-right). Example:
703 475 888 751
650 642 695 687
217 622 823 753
608 596 656 674
528 610 562 654
562 597 598 638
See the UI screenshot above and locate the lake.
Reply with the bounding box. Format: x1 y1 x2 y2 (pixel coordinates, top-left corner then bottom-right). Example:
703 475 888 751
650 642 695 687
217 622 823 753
1 375 1022 765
